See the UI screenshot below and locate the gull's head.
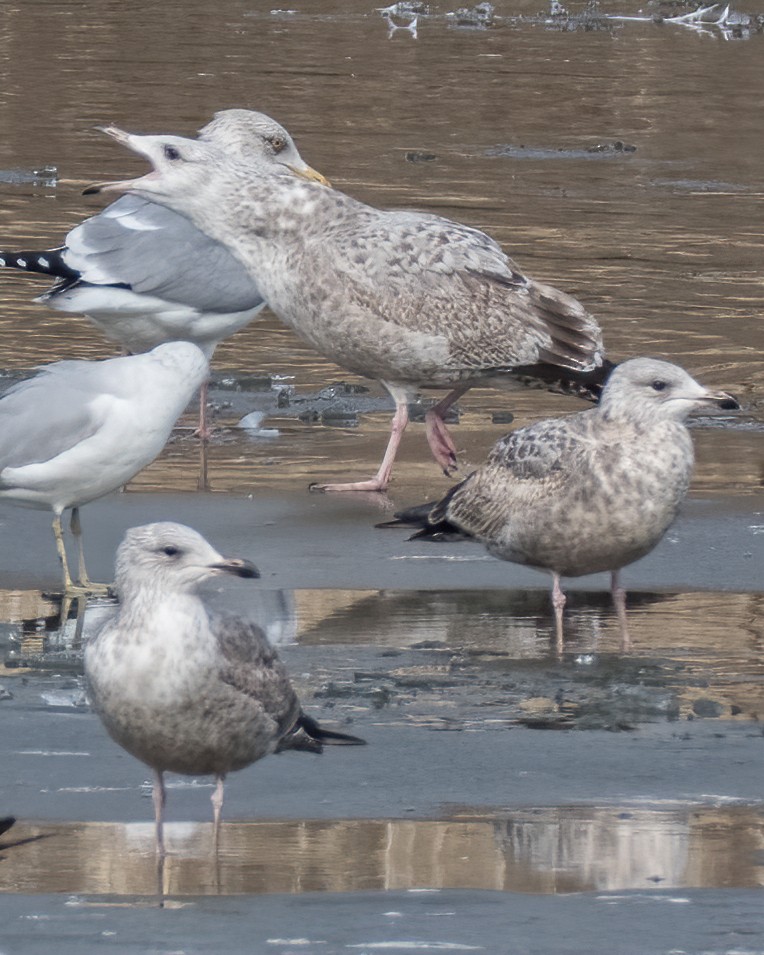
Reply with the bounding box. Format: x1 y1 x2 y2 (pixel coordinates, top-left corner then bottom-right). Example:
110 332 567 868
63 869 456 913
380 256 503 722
199 109 329 186
84 110 329 203
83 129 226 204
600 357 739 424
147 341 209 387
114 522 259 598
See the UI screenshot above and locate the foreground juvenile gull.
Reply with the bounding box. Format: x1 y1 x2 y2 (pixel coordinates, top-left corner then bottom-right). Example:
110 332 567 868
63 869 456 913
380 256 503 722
84 522 365 897
85 121 611 491
0 110 328 435
379 359 738 648
0 342 208 592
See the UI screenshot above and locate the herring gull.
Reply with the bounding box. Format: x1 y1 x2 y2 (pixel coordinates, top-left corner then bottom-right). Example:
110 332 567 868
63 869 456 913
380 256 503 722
0 342 208 593
0 110 328 436
84 120 612 491
84 521 365 898
378 358 738 647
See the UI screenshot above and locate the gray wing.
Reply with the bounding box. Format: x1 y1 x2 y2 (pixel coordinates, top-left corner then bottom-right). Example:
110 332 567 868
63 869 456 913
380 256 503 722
0 364 102 470
328 209 603 372
438 414 593 538
213 612 302 739
64 196 264 314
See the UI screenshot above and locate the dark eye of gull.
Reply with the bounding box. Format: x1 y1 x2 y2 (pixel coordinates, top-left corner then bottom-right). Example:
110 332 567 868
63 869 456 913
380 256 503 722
160 545 181 557
163 144 181 161
266 136 286 153
651 379 668 392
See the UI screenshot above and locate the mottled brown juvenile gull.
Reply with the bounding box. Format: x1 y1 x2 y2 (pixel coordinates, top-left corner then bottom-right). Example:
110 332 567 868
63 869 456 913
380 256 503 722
0 342 208 593
0 110 328 435
84 522 364 897
379 359 738 647
85 121 612 491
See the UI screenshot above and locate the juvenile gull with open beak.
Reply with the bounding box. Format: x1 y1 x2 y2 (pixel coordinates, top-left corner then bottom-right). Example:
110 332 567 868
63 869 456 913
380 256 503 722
0 110 329 437
85 120 612 491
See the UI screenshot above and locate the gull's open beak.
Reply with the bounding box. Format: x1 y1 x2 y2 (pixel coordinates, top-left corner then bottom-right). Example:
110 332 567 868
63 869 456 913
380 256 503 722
703 390 740 411
288 163 331 187
210 557 260 579
83 125 153 196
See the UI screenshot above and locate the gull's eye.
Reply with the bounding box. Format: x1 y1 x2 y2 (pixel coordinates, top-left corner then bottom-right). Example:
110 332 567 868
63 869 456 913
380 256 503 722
161 545 180 557
266 135 287 154
163 144 181 161
651 379 668 392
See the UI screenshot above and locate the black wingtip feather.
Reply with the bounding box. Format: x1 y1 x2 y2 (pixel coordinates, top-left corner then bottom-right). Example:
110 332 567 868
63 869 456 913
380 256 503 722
512 358 617 403
298 712 366 746
0 248 80 282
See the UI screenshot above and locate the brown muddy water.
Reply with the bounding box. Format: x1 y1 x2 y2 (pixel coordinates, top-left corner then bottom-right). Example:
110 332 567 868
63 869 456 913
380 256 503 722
0 1 762 951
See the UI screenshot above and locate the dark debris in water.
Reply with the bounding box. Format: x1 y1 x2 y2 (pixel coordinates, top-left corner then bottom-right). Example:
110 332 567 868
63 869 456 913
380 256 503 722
405 151 438 163
487 141 637 161
206 375 467 431
448 2 495 29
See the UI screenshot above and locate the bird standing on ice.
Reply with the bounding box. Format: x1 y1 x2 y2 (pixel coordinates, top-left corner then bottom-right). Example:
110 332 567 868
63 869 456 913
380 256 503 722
0 342 208 592
380 358 738 648
84 522 365 900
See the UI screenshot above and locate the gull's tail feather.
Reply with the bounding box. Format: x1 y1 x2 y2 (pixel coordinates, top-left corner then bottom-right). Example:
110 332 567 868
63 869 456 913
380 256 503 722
511 356 617 403
376 488 472 543
277 712 366 754
0 248 78 282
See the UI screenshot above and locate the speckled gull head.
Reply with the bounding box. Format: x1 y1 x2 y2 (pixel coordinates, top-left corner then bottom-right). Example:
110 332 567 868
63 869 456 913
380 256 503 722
198 109 328 184
598 358 739 424
114 522 259 600
84 110 328 201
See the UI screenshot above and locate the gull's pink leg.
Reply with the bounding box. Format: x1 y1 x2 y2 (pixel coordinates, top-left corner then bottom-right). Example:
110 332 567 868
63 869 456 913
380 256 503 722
551 572 566 655
211 773 225 853
610 570 632 652
424 385 470 475
153 769 166 857
153 769 167 906
194 379 212 442
313 387 410 493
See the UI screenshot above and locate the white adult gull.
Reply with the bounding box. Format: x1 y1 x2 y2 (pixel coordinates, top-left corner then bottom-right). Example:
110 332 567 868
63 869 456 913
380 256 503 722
379 358 738 648
0 110 329 436
0 342 208 593
84 120 612 491
84 521 365 898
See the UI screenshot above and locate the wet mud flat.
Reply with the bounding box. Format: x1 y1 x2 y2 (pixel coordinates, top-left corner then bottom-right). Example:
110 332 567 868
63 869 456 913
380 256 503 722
0 489 762 954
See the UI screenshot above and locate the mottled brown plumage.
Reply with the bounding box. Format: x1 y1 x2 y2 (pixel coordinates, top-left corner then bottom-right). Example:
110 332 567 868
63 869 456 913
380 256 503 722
85 522 364 899
382 359 738 647
87 115 609 490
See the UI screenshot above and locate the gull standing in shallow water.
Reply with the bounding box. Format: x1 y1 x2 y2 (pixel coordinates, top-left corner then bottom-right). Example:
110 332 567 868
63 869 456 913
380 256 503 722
85 120 612 491
379 359 738 648
84 522 365 899
0 342 208 593
0 110 329 436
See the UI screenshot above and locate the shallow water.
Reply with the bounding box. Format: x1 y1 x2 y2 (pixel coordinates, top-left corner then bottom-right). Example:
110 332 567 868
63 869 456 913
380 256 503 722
3 806 763 896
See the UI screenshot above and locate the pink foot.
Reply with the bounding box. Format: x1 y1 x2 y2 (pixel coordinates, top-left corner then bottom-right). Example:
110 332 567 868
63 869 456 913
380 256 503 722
425 410 459 475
